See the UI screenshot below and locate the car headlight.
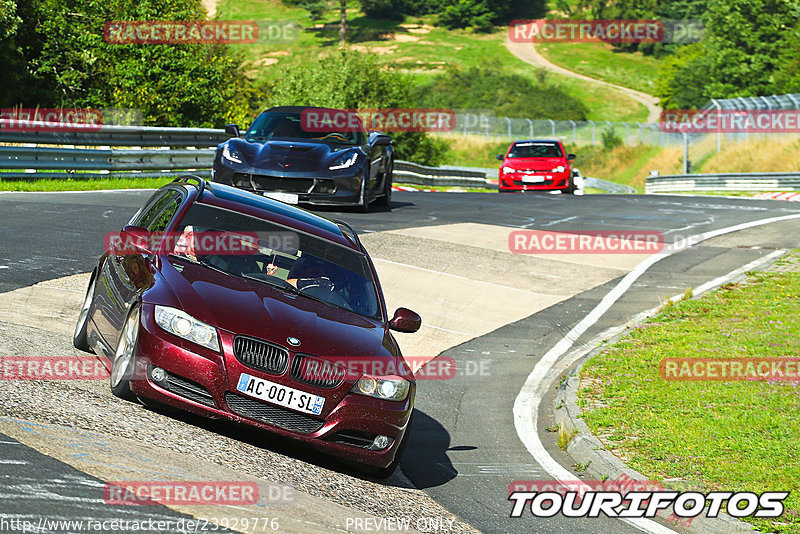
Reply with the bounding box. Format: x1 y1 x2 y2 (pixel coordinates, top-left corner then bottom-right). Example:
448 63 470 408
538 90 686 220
502 166 516 174
329 152 358 171
551 165 566 173
222 144 243 164
351 375 409 401
154 305 220 352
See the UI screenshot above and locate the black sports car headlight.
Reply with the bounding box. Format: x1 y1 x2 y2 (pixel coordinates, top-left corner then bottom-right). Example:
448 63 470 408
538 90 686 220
222 144 243 164
329 152 358 171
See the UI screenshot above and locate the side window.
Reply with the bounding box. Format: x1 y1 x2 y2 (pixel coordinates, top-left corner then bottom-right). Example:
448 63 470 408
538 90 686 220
129 191 168 227
142 191 184 232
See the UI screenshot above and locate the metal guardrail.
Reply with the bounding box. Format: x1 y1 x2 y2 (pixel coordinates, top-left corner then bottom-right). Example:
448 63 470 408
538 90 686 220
645 172 800 193
393 160 493 188
585 177 637 194
0 121 638 193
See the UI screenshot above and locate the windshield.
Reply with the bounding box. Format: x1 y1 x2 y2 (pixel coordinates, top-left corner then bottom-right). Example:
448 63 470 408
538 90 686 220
171 203 381 320
508 142 563 158
245 111 363 145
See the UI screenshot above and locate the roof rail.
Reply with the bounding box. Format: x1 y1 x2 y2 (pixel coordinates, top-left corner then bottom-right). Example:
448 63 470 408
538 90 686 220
171 174 211 195
333 219 363 251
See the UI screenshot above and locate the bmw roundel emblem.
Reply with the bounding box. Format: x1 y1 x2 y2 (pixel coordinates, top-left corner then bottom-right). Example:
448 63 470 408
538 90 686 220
287 337 301 347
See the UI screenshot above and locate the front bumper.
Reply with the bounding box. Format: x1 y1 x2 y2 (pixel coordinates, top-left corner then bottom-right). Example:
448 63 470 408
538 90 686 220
128 304 414 468
213 160 363 206
498 171 571 191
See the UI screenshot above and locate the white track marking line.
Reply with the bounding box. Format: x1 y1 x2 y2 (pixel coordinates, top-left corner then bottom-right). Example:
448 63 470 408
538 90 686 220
514 212 800 534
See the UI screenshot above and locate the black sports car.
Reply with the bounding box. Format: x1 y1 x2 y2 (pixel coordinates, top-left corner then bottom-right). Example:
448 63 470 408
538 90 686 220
212 106 394 212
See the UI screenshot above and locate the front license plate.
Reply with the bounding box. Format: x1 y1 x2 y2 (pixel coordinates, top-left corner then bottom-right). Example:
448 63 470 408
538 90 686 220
264 192 299 205
236 373 325 415
521 176 546 183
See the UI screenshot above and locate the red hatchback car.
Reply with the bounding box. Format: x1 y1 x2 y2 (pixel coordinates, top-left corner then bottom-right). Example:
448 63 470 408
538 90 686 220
73 176 421 477
497 139 577 194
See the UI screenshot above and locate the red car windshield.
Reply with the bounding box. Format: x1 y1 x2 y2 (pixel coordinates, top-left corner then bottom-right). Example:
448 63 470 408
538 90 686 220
171 203 381 320
508 142 563 158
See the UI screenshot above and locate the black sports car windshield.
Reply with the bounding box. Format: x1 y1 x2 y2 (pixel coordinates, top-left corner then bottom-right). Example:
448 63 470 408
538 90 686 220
508 142 563 158
245 111 363 145
171 203 381 320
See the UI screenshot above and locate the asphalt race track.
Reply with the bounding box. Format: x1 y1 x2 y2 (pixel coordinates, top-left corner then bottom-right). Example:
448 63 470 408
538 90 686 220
1 190 799 534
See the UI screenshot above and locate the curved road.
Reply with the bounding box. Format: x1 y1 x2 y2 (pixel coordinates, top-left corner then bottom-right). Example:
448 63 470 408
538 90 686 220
1 190 799 533
505 38 661 123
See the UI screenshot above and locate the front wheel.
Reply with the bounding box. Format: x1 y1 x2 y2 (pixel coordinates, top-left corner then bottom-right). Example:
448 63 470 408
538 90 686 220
375 159 393 208
110 306 140 401
357 165 371 213
73 273 96 353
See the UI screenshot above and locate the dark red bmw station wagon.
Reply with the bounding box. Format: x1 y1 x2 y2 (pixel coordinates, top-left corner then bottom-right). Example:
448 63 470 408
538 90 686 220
73 176 421 477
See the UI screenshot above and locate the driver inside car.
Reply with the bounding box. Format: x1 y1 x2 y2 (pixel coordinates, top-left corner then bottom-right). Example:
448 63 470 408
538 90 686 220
286 255 335 292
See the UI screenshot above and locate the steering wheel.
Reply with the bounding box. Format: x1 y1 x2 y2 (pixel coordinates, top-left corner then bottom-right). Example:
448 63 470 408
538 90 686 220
297 276 335 293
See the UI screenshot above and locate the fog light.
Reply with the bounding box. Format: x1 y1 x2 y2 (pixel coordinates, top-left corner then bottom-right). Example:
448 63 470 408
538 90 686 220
151 367 167 383
369 435 392 451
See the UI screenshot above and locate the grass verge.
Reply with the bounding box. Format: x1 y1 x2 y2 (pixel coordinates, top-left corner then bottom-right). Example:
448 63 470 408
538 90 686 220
0 177 173 191
578 250 800 533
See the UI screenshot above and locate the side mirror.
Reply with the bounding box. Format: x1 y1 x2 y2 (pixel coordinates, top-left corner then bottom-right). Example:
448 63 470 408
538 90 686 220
566 153 576 160
117 225 153 255
225 124 240 137
371 134 392 146
389 307 421 333
496 154 504 161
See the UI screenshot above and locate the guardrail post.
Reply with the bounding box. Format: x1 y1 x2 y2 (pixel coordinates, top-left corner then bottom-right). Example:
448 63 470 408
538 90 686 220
636 122 643 144
505 117 512 141
683 132 689 174
526 119 533 139
589 120 596 144
548 119 555 138
569 120 576 144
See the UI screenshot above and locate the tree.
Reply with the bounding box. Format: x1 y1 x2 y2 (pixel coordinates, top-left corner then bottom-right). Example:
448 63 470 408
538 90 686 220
0 0 254 127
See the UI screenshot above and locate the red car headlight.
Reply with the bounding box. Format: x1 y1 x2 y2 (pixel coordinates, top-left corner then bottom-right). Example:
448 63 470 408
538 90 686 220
351 375 410 401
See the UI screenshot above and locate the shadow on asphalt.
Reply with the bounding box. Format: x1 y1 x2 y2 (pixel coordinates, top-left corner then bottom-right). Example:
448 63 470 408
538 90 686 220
139 400 449 488
400 409 461 489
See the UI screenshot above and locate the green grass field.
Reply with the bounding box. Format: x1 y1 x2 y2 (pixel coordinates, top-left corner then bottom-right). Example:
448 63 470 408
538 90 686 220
536 42 662 95
217 0 648 122
579 251 800 533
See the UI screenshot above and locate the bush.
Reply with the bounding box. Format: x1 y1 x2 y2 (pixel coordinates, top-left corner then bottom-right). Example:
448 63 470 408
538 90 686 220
259 50 449 165
410 66 588 120
601 127 623 150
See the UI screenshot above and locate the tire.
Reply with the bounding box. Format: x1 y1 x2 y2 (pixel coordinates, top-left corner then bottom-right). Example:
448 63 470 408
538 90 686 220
73 272 96 353
563 175 576 195
357 165 371 213
110 305 140 401
375 159 393 208
366 412 413 479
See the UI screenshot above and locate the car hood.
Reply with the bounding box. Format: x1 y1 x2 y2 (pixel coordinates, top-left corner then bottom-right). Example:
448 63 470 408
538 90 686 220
503 157 565 170
230 139 360 173
160 258 392 360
